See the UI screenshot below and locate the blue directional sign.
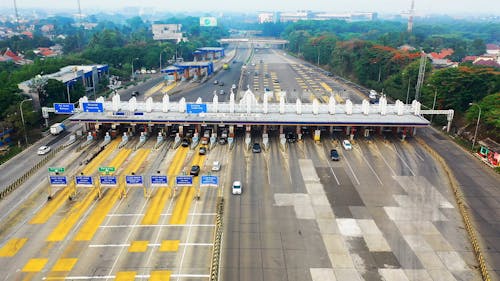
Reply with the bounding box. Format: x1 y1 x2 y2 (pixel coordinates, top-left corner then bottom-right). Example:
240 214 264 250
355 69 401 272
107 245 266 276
201 175 219 186
151 175 168 185
176 175 193 186
75 175 93 186
82 102 104 113
134 112 144 116
186 103 207 114
126 175 144 186
100 175 117 186
54 103 75 114
114 111 125 116
49 176 68 186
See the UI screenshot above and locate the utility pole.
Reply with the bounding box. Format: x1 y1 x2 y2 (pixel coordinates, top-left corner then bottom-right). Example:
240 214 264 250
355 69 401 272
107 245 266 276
415 51 426 101
13 0 20 31
407 0 415 33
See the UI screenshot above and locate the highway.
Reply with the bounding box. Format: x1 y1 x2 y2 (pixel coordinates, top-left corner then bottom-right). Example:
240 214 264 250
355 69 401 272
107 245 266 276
0 45 490 281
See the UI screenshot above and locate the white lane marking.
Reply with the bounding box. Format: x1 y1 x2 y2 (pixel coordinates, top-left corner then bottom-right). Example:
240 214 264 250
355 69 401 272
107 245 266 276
99 224 215 228
342 154 361 185
359 152 383 185
385 144 416 176
325 159 341 186
89 243 213 248
372 146 397 177
177 198 199 281
43 274 210 280
106 213 216 217
414 151 425 161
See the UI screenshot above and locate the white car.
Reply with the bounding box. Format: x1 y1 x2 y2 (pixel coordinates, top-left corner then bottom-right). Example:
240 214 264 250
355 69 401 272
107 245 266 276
232 181 242 195
212 161 221 171
37 145 51 155
342 140 352 150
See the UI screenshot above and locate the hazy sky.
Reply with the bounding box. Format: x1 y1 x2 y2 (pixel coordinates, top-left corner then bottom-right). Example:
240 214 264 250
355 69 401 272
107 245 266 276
2 0 499 15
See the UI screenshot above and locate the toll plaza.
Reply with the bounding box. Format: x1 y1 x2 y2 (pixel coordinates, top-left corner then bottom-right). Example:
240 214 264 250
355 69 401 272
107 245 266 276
161 61 214 81
64 90 454 149
193 47 225 61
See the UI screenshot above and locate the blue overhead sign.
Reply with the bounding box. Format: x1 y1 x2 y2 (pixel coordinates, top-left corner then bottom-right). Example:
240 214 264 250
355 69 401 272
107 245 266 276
100 175 117 186
201 175 219 186
82 102 104 113
176 176 193 186
75 175 93 186
126 175 144 186
151 175 168 185
49 176 68 186
54 103 75 114
186 103 207 114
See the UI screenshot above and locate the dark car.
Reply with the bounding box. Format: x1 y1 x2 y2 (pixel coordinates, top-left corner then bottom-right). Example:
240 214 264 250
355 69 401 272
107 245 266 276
190 165 200 176
219 81 224 86
132 91 139 97
181 139 190 147
330 149 340 161
286 133 297 143
252 143 261 153
199 146 207 155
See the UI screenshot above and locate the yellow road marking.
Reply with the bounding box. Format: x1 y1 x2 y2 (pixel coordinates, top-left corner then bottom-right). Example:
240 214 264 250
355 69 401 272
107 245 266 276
115 271 136 281
0 238 27 257
142 147 187 225
161 82 177 95
335 93 344 104
150 271 171 281
51 258 78 271
159 240 180 252
129 241 149 252
320 82 333 93
30 140 119 225
22 258 48 272
144 82 165 97
321 95 330 103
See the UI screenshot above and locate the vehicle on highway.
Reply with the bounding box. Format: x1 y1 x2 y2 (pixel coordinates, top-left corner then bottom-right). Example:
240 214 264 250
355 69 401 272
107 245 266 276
219 90 225 95
181 139 190 147
212 161 221 171
286 132 297 143
219 81 224 86
222 63 230 70
37 145 51 155
342 140 352 150
273 79 279 83
231 84 237 90
330 149 340 161
213 80 219 85
132 91 140 97
252 143 262 153
50 123 65 135
264 87 271 92
190 165 200 176
232 180 242 195
199 146 207 155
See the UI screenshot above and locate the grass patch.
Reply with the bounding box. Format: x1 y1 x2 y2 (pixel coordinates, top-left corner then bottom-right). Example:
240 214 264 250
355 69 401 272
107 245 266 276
0 146 23 165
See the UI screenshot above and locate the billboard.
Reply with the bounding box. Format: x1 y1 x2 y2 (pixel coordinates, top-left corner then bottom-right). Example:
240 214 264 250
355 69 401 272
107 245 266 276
200 17 217 27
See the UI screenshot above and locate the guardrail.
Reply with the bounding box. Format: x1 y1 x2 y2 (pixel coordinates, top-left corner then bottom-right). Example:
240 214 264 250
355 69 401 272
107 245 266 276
0 145 64 200
209 196 224 281
415 137 491 281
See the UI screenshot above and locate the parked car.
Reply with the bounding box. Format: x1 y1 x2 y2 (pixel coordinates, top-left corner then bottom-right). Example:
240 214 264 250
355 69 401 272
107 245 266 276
342 140 352 150
330 149 340 161
252 143 261 153
37 145 51 155
212 161 221 171
190 165 200 176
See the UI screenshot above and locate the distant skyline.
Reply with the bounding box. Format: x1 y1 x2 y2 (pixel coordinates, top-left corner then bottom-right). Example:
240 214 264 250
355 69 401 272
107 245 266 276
1 0 499 15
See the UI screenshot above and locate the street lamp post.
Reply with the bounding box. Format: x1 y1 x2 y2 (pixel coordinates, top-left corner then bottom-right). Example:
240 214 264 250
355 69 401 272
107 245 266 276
469 103 481 151
431 87 437 122
20 98 33 146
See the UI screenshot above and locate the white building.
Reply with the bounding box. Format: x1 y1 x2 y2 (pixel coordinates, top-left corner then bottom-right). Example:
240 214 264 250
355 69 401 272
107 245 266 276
152 24 185 42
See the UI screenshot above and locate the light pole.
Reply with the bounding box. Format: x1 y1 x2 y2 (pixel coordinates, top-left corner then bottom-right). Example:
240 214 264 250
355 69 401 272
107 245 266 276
431 86 437 122
131 57 139 81
469 103 481 151
160 50 168 71
20 98 33 146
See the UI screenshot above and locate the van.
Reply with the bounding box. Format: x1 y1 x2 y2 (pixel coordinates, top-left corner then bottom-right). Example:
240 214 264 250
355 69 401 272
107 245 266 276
232 181 242 195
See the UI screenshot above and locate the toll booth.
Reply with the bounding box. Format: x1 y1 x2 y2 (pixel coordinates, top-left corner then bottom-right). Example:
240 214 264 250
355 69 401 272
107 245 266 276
193 47 225 61
160 65 182 81
172 61 214 80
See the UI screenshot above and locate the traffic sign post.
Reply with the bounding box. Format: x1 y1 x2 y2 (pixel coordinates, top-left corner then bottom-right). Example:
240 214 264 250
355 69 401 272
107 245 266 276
186 103 207 114
54 103 75 114
126 175 144 186
75 175 93 187
201 175 219 187
49 176 68 186
82 102 104 113
48 167 65 173
98 166 115 174
176 175 193 186
99 175 118 186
